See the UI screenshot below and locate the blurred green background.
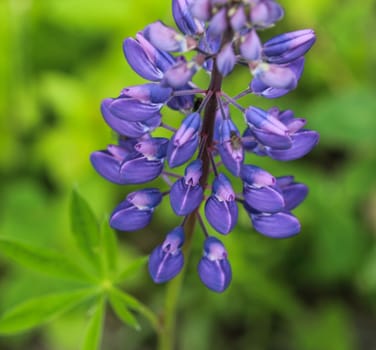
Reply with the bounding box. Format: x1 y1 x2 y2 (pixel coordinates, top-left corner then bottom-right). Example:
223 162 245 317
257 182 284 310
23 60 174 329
1 0 376 349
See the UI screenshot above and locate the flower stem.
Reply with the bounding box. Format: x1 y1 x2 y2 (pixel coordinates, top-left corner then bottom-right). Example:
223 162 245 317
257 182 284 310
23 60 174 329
158 61 223 350
158 213 196 350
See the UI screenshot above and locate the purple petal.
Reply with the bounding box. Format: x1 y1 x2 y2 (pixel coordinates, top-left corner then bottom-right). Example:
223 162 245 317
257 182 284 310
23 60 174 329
230 6 247 32
167 135 199 167
170 178 204 215
121 84 172 104
217 43 236 76
198 258 232 292
241 165 276 187
172 0 204 35
127 188 162 209
119 156 164 184
144 21 189 52
250 211 301 238
190 0 211 21
251 0 284 27
264 29 316 64
101 98 160 137
218 144 243 176
149 245 184 283
109 98 162 122
205 196 238 234
278 181 308 210
197 237 231 292
243 185 285 213
250 127 292 149
148 227 185 283
267 130 319 161
123 37 163 81
162 60 196 88
110 205 153 231
240 30 262 61
90 151 125 184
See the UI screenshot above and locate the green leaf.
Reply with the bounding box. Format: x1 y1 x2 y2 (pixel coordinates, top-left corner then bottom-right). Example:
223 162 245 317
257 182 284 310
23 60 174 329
108 290 140 330
115 256 148 283
81 297 105 350
0 288 96 334
100 219 118 275
0 237 94 283
111 288 158 331
70 189 101 266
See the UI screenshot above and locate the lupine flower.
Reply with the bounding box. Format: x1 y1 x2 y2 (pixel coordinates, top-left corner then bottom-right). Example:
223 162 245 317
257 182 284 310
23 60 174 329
92 0 318 292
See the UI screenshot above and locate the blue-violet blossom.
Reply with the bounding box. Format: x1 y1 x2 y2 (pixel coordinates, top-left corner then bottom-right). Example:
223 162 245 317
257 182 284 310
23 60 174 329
91 0 318 293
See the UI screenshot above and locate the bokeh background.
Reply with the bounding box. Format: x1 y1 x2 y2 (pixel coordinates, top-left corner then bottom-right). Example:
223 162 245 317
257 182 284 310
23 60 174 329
1 0 376 349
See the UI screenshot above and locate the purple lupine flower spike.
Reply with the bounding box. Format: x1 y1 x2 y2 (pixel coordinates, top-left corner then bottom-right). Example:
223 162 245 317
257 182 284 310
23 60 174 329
198 237 232 292
93 0 318 291
110 189 162 231
205 174 238 234
170 159 204 215
149 227 185 283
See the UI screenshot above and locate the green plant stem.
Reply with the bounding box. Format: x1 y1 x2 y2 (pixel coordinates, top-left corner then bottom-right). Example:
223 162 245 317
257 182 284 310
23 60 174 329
157 213 196 350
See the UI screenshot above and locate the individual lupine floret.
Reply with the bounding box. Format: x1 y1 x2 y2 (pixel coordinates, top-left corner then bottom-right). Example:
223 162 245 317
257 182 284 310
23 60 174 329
123 33 176 81
241 165 285 213
123 33 194 111
217 117 244 176
249 57 304 97
101 98 161 138
90 137 168 185
244 107 319 160
216 43 236 76
198 237 232 293
108 84 172 122
110 189 162 231
240 30 262 61
205 174 238 234
167 112 201 167
250 0 284 28
149 227 185 283
144 21 197 52
170 159 204 215
242 174 308 238
263 29 316 64
172 0 204 35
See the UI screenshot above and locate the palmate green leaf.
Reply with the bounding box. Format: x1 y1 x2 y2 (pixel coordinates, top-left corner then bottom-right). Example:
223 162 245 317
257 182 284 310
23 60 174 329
0 288 96 334
100 219 118 275
108 290 140 331
0 237 94 283
81 297 105 350
70 189 101 266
